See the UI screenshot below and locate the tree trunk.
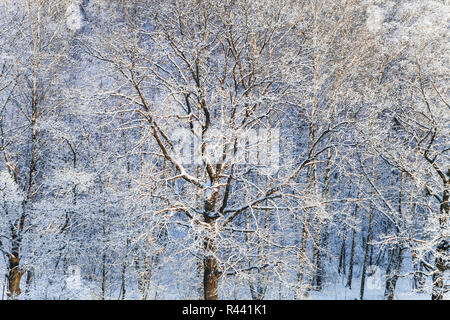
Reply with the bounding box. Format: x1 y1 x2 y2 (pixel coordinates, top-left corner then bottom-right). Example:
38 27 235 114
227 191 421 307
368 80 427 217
385 172 405 300
295 214 309 299
432 184 449 300
432 239 448 300
120 261 126 300
412 257 425 292
203 222 220 300
384 246 403 300
7 254 24 299
359 202 374 300
101 247 106 300
347 186 361 288
360 159 375 300
338 235 346 275
25 269 33 295
310 223 324 291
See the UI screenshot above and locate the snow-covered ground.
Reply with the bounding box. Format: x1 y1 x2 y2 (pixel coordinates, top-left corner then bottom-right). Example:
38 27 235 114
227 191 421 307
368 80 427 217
308 275 431 300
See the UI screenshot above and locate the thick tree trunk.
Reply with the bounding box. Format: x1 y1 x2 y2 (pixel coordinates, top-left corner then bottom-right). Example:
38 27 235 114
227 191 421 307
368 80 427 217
203 224 220 300
7 255 24 299
384 246 403 300
310 222 322 291
202 184 221 300
7 222 25 299
432 239 448 300
432 185 449 300
312 225 329 291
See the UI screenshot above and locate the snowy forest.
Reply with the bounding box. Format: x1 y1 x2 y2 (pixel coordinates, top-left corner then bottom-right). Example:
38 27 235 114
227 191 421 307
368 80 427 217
0 0 448 300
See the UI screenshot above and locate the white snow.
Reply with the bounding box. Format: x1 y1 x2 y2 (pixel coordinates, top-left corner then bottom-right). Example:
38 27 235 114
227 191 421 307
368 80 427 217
366 5 384 33
66 3 84 32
